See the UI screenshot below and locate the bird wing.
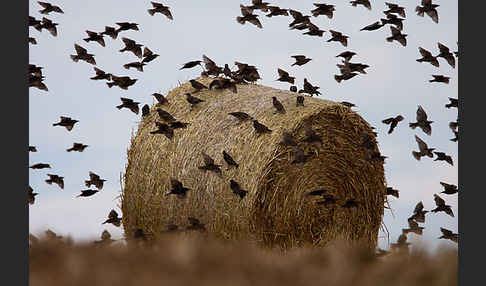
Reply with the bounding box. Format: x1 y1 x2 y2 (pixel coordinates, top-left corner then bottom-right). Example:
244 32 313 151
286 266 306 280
390 26 400 36
60 116 71 121
426 9 439 23
277 68 289 77
434 194 446 207
74 44 87 55
160 8 173 20
437 42 450 54
382 117 394 124
415 135 428 153
170 179 183 190
422 0 432 6
108 210 119 219
419 47 432 58
86 30 98 38
151 2 164 8
93 67 105 76
122 37 135 46
38 1 50 9
416 105 428 122
289 9 303 19
414 201 424 213
292 55 306 61
201 152 215 166
89 171 100 181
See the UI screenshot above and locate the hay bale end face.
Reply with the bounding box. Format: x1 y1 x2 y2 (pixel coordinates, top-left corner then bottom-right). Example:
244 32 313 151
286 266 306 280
121 77 386 249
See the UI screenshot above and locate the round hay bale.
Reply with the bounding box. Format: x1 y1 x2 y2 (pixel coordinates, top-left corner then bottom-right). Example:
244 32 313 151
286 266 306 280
121 77 386 249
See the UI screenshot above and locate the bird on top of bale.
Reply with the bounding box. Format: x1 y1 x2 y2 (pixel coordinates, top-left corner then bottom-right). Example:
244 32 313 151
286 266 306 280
253 120 272 134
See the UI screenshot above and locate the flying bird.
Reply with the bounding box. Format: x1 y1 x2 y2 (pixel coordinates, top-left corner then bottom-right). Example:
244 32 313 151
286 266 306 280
409 201 428 223
150 122 174 139
266 6 288 17
382 115 404 134
39 17 58 36
327 30 349 47
120 37 143 59
30 163 51 170
437 42 456 68
409 105 433 135
38 2 64 15
198 152 223 176
76 189 99 198
101 26 118 39
142 47 159 63
222 151 239 168
229 180 248 199
83 30 105 47
434 152 454 166
236 5 263 28
70 44 96 65
336 51 356 62
386 187 399 198
167 179 191 197
277 68 295 84
429 75 450 84
85 171 106 190
53 116 78 131
360 21 384 31
67 142 88 152
386 26 407 47
106 75 138 90
180 60 202 70
311 3 335 19
402 218 424 236
29 146 37 152
412 135 435 161
29 186 38 205
350 0 371 9
90 67 112 81
384 2 406 18
381 13 404 31
416 0 439 23
123 61 146 72
299 78 321 96
116 97 140 115
116 22 139 32
335 72 358 83
102 210 122 227
432 194 454 217
291 55 312 66
45 174 64 189
440 182 458 195
439 228 458 243
288 10 311 28
148 2 173 20
416 47 440 67
152 93 168 105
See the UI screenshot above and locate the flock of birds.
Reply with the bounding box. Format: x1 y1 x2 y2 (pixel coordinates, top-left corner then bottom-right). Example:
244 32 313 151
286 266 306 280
29 1 458 249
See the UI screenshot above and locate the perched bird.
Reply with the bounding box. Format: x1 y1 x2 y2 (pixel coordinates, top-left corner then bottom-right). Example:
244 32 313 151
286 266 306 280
94 230 115 245
141 105 150 117
90 67 112 81
291 55 312 66
386 26 407 47
266 6 288 17
303 126 322 144
432 194 454 217
229 112 253 123
340 101 356 108
222 151 239 168
327 30 349 47
381 13 404 31
203 55 224 77
29 146 37 152
53 116 78 131
186 217 206 232
67 142 88 152
85 172 106 190
253 120 272 134
434 152 454 166
38 2 64 15
439 228 458 243
272 97 286 114
416 0 439 23
429 75 450 84
409 105 433 135
291 147 313 165
100 26 118 39
189 80 208 92
296 95 304 107
391 233 410 251
150 122 174 139
382 115 404 134
148 2 173 20
229 180 248 199
412 135 435 161
440 182 458 195
45 174 64 189
360 21 384 31
107 75 137 90
384 2 406 18
279 130 298 147
169 121 190 129
209 78 238 94
116 97 140 115
445 97 458 109
152 93 168 105
123 61 146 72
236 5 263 28
198 152 223 176
299 78 321 96
305 189 328 197
30 163 51 169
416 47 440 67
102 210 122 227
120 37 143 59
335 72 358 83
437 42 456 68
76 189 99 198
29 186 38 205
277 68 295 84
29 37 37 45
70 44 96 65
142 47 159 63
156 108 176 122
350 0 371 10
342 199 359 209
336 51 356 62
185 93 205 108
402 218 424 236
386 187 399 198
39 17 58 37
83 30 105 47
311 3 335 19
409 201 428 223
116 22 139 33
167 179 191 197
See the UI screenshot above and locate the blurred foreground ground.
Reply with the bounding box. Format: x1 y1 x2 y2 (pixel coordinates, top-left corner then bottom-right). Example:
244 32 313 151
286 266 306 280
30 234 457 286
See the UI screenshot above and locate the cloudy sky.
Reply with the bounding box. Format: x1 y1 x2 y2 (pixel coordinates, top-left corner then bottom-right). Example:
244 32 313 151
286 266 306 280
29 0 457 251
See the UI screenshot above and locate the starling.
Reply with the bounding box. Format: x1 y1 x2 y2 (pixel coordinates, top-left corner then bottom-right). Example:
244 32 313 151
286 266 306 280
83 30 105 47
189 80 208 92
156 108 176 122
29 16 42 29
102 210 122 227
101 26 119 39
180 60 202 70
90 67 112 81
209 78 237 93
429 75 450 84
29 146 37 152
350 0 371 10
249 0 270 12
340 101 356 108
305 189 328 197
382 115 404 134
311 3 335 19
386 187 399 198
116 22 139 33
53 116 78 131
29 37 37 45
236 5 263 28
384 2 406 18
107 75 137 90
291 147 313 165
202 55 224 77
342 199 359 208
30 163 51 169
141 47 159 63
288 9 311 28
299 78 321 96
412 135 435 161
70 44 96 65
186 217 206 232
169 121 190 129
229 112 253 123
185 93 205 108
229 180 248 199
148 2 173 20
39 17 58 37
67 142 88 152
381 13 404 31
290 86 298 93
152 93 168 105
120 37 143 59
142 104 150 117
440 182 458 195
167 178 191 197
222 151 239 168
335 72 358 83
296 95 304 107
303 126 322 144
123 61 146 72
449 121 458 132
409 201 428 223
291 55 312 66
29 64 43 77
434 152 453 166
360 21 384 31
116 97 140 115
327 30 349 47
253 120 272 134
94 230 115 245
432 194 454 217
337 61 370 74
391 233 410 251
198 152 222 176
277 68 295 84
76 189 99 198
266 6 288 17
150 122 174 139
450 131 458 142
416 0 439 24
272 97 286 114
336 51 356 62
29 74 48 91
386 26 407 47
402 218 424 236
409 105 433 135
85 172 106 190
437 42 456 68
439 228 458 243
279 130 298 147
38 2 64 15
29 186 38 205
302 23 325 37
416 47 440 67
445 97 458 109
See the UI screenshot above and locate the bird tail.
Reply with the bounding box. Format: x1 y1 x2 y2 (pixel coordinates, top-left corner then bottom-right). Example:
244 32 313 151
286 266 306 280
53 123 60 126
386 36 393 42
412 151 421 161
70 55 79 62
148 9 156 16
334 75 343 83
116 104 123 110
67 148 73 152
416 58 425 63
429 79 435 83
409 122 418 129
45 180 53 185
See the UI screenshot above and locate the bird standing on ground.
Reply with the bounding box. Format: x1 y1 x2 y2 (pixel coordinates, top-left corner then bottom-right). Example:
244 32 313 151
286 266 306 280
272 97 286 114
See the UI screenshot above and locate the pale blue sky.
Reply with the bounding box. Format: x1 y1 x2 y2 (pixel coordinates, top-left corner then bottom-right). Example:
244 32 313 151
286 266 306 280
29 0 457 251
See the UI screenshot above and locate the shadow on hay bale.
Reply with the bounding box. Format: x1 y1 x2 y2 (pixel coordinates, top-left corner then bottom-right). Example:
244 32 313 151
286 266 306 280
121 77 386 249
